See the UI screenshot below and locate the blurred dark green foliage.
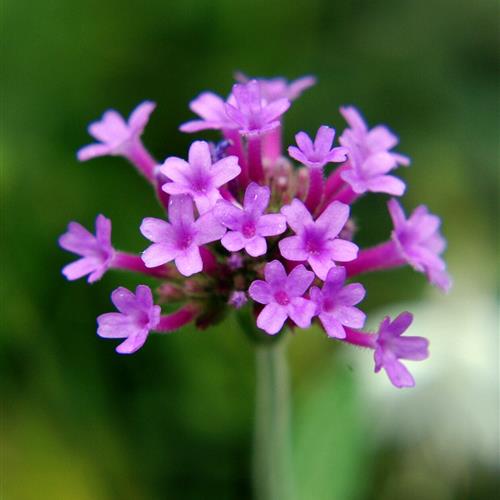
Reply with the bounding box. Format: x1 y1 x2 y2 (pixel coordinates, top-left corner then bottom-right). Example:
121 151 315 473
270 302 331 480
2 0 498 498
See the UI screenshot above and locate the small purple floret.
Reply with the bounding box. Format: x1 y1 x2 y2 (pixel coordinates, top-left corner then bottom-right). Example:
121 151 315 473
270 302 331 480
288 126 347 170
97 285 161 354
310 267 366 338
77 101 155 161
160 141 241 214
373 312 429 388
339 106 408 196
140 194 226 277
249 260 316 334
225 80 290 136
228 291 248 309
279 199 358 280
214 182 286 257
59 214 114 283
388 199 452 292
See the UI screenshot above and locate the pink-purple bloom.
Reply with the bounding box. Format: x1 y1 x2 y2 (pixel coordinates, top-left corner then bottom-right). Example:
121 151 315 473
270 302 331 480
59 214 114 283
388 199 452 292
160 141 241 213
279 199 358 280
214 182 286 257
78 101 155 162
373 312 429 388
140 194 225 276
288 126 347 170
97 285 161 354
340 106 410 167
61 73 450 388
225 80 290 136
338 106 409 196
310 267 366 339
249 261 316 334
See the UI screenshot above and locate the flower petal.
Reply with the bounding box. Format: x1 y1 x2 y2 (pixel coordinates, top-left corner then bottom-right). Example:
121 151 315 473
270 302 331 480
316 201 350 239
245 236 267 257
286 264 314 297
174 245 202 276
257 303 288 335
256 214 286 237
142 242 178 268
140 218 173 243
279 236 308 261
288 297 315 328
248 280 272 304
281 199 313 232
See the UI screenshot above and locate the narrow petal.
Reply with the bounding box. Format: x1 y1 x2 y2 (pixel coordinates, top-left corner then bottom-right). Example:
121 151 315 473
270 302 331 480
62 257 98 281
264 260 288 289
308 253 334 281
288 297 315 328
329 239 358 262
77 143 112 161
383 359 415 388
244 182 270 215
316 201 350 238
221 231 246 252
174 245 202 276
245 236 267 257
59 222 96 254
140 218 173 243
248 280 272 304
288 147 308 165
188 141 212 171
286 265 315 297
319 313 346 339
256 214 287 237
116 329 149 354
95 215 112 249
294 131 313 155
160 157 191 184
257 303 288 335
314 126 335 156
387 198 406 229
168 194 194 225
260 98 290 124
279 236 309 261
142 242 177 268
97 313 135 339
211 156 241 187
128 101 156 134
135 285 154 310
392 336 429 361
340 106 367 133
281 199 313 232
365 175 406 196
335 283 366 306
335 306 366 328
195 211 226 244
89 111 128 143
213 200 244 230
111 287 139 314
387 311 413 337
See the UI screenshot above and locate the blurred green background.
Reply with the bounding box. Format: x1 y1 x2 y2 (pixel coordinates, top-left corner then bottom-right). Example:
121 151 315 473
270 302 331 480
2 0 498 499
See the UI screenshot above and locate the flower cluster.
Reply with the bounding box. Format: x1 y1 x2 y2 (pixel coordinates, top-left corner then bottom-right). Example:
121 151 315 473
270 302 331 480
60 74 451 388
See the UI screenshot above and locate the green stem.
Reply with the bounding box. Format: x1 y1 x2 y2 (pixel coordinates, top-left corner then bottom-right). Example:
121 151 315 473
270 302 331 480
253 339 294 500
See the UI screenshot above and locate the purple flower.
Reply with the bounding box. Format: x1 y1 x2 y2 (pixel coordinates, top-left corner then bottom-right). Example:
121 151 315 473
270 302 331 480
288 126 347 170
160 141 241 214
225 80 290 136
235 73 316 102
339 106 410 167
59 214 114 283
228 291 248 309
77 101 155 161
279 199 358 280
338 106 409 196
97 285 161 354
140 194 226 277
249 261 316 334
373 312 429 388
214 182 286 257
388 199 452 292
310 267 366 339
180 92 238 133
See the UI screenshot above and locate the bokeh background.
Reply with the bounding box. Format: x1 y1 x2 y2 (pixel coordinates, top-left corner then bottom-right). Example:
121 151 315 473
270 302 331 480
2 0 499 498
